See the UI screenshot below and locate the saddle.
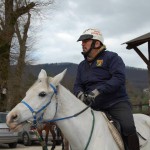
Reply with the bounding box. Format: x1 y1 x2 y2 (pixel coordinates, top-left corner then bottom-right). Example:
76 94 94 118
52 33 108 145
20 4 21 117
104 112 121 133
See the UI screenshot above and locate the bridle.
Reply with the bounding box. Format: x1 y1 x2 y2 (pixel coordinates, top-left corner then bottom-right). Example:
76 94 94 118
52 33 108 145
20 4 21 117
21 83 57 127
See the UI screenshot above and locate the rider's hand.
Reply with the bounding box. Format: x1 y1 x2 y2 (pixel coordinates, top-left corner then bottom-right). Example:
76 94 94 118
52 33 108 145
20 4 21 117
84 89 100 105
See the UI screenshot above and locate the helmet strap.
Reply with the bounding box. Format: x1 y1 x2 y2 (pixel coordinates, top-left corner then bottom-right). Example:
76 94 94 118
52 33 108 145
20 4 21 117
98 45 106 53
91 45 106 61
81 40 96 58
83 44 106 62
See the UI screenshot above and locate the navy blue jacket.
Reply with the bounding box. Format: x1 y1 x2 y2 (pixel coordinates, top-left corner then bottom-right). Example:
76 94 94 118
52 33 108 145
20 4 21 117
73 50 129 110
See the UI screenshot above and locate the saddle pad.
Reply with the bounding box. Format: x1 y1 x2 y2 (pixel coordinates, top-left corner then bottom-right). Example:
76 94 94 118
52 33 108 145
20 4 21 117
102 112 125 150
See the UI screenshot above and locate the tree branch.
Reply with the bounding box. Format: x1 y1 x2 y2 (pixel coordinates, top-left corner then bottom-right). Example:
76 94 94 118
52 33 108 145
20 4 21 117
13 2 35 20
23 12 31 42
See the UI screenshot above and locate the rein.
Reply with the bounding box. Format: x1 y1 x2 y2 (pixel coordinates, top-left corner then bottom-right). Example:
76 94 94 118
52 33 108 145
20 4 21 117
43 103 91 123
21 83 95 150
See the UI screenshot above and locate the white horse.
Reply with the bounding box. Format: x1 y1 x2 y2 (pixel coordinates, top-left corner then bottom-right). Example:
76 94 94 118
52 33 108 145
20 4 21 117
6 69 150 150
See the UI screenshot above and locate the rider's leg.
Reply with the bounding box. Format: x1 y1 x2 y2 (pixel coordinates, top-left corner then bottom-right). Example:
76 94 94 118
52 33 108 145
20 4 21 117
106 101 140 150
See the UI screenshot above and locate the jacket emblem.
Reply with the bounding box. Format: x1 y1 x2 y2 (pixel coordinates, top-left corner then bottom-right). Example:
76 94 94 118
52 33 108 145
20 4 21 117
96 59 103 67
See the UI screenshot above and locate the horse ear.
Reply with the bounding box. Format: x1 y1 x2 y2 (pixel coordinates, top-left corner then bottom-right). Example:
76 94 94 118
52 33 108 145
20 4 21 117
38 69 47 79
51 69 67 86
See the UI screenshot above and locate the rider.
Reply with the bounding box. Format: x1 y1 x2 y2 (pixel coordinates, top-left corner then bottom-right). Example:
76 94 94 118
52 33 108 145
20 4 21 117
73 28 140 150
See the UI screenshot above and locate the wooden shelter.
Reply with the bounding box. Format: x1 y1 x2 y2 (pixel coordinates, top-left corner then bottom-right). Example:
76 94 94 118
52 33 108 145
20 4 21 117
123 32 150 69
123 32 150 115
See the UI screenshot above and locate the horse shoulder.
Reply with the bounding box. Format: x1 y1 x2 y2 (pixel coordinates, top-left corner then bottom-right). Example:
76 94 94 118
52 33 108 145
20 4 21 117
88 111 119 149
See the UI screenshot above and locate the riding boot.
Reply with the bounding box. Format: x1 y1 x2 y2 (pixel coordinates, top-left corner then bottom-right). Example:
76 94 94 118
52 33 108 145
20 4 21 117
125 133 140 150
122 135 129 150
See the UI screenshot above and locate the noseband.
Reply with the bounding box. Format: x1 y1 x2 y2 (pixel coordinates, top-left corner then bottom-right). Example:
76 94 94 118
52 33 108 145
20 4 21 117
21 83 57 127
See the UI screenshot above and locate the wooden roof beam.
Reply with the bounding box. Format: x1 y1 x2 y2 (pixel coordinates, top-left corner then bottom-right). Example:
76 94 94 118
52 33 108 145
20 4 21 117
132 46 150 67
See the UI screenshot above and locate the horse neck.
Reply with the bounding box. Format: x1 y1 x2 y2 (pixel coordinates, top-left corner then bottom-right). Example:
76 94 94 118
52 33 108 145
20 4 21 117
55 84 97 148
56 84 88 117
52 85 120 150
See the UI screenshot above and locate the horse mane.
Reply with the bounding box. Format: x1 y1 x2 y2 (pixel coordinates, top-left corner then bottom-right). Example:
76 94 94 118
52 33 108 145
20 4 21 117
57 84 86 109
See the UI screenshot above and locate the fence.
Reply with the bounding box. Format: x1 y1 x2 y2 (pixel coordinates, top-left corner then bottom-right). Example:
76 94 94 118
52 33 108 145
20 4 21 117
132 102 150 115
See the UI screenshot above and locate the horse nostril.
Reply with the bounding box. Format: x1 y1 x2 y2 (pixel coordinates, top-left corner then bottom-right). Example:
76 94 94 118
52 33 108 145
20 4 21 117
12 114 18 122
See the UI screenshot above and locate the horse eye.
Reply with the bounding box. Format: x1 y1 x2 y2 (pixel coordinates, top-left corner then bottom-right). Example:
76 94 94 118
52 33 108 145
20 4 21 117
39 92 46 97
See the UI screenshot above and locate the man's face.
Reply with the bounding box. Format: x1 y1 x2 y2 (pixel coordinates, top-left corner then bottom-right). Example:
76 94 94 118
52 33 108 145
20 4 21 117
81 39 101 61
81 39 93 53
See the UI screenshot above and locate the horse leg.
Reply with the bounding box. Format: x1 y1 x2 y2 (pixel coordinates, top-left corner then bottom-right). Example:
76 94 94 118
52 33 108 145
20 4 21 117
42 134 46 150
40 133 44 141
50 129 56 150
61 136 64 150
37 129 46 150
45 131 49 146
62 137 70 150
65 140 69 150
51 138 56 150
58 128 66 150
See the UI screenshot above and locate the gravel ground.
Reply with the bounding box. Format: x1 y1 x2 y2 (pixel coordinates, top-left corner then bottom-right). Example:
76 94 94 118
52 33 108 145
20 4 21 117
0 144 61 150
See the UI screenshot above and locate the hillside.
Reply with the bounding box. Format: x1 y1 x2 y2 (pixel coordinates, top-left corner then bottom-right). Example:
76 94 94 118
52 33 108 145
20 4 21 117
1 63 148 111
23 63 149 91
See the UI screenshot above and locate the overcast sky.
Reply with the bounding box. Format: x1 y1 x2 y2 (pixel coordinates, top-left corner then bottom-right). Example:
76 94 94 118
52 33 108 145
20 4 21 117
34 0 150 69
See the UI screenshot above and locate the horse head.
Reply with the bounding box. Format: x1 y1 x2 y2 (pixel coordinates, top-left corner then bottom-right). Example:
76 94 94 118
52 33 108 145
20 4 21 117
6 69 67 131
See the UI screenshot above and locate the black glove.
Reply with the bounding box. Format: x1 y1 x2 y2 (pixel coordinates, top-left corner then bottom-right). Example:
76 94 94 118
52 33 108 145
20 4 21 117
84 89 100 105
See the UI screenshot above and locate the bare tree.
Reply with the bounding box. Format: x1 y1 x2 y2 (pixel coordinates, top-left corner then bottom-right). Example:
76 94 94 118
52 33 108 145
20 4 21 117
0 0 55 110
7 12 32 109
0 0 35 109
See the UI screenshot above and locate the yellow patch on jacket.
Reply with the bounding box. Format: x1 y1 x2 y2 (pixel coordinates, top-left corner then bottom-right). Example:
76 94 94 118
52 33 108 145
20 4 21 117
96 59 103 67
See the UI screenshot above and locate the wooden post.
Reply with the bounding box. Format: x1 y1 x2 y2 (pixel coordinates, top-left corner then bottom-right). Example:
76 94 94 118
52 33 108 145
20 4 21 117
148 100 150 115
147 41 150 115
139 101 142 113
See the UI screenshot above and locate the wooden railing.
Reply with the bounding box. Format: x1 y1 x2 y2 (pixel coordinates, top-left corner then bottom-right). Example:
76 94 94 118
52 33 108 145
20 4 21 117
132 102 150 115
